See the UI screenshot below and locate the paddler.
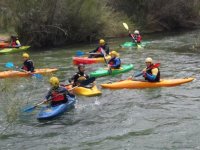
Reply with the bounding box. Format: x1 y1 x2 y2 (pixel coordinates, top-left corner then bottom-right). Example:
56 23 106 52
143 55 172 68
108 51 121 69
88 39 110 58
43 77 74 106
69 64 91 87
143 57 160 82
129 30 142 44
21 53 35 72
10 36 21 48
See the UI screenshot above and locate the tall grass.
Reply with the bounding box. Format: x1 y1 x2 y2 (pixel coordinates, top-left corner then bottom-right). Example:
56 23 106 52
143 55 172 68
109 0 200 32
4 0 128 47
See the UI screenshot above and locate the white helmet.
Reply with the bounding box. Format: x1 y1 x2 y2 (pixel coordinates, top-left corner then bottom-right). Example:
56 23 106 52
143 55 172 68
145 57 153 63
134 30 139 34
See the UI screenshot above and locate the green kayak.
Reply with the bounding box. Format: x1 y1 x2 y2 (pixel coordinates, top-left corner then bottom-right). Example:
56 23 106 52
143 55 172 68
0 46 30 54
90 64 134 78
120 41 150 49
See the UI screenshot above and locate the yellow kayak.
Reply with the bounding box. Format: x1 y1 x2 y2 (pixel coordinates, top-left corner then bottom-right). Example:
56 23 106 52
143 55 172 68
101 77 194 89
66 85 102 96
0 68 58 78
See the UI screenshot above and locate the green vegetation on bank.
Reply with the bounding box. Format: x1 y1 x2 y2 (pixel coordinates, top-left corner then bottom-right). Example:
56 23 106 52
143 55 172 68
0 0 199 47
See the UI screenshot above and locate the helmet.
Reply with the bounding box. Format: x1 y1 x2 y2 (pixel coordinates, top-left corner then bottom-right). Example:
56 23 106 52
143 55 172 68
78 64 85 70
49 77 59 87
134 30 139 34
110 51 119 57
22 53 29 58
99 39 105 45
145 57 153 63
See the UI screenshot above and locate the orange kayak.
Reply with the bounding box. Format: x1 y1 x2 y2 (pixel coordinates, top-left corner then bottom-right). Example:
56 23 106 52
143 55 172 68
101 77 194 89
0 68 58 78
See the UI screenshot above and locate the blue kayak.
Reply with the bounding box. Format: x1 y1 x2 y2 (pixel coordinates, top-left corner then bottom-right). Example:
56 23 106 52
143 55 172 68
37 95 76 120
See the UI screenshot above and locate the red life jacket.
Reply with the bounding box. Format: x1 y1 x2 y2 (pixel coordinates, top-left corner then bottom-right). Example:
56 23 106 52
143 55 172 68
51 91 66 102
22 66 28 71
11 41 16 47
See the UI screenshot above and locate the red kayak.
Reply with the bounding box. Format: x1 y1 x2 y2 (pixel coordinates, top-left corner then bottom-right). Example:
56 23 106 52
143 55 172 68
73 56 111 65
0 42 9 48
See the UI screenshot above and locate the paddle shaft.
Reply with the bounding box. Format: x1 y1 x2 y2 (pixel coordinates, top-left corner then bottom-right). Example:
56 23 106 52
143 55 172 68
134 63 160 77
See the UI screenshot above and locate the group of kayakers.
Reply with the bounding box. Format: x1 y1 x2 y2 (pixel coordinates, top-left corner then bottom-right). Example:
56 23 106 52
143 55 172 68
12 28 160 107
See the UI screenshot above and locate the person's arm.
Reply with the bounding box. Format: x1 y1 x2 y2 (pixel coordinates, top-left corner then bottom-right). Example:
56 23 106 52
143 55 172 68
89 47 99 53
105 44 109 55
45 90 52 101
145 68 158 81
29 61 34 72
111 58 121 68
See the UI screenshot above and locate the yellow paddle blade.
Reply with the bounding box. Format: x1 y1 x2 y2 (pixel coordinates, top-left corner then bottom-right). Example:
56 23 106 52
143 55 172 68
137 44 143 49
123 22 129 30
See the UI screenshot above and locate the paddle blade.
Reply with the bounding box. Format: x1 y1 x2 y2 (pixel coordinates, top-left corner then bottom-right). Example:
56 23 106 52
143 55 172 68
123 22 129 31
137 44 142 49
23 105 36 112
32 74 43 79
76 50 85 56
80 77 96 86
5 62 14 68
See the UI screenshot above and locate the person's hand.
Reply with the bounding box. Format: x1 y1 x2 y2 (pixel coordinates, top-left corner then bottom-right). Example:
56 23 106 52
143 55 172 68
107 64 111 68
43 100 48 104
142 72 147 78
142 68 147 72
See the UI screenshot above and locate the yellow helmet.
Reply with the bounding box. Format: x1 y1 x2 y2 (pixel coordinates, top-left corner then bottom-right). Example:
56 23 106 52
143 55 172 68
145 57 153 63
110 51 119 57
49 77 59 87
22 53 29 58
99 39 105 45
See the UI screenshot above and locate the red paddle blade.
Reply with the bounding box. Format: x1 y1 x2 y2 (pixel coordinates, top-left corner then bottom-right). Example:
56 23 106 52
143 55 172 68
153 63 160 68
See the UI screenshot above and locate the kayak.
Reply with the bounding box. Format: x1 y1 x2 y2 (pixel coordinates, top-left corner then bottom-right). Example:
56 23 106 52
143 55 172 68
73 55 111 65
120 41 150 49
66 85 102 96
37 95 76 120
0 42 9 48
0 46 30 54
101 77 194 89
90 64 134 78
0 68 58 78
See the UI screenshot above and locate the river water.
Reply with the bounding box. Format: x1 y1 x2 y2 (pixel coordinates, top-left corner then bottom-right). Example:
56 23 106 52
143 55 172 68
0 30 200 150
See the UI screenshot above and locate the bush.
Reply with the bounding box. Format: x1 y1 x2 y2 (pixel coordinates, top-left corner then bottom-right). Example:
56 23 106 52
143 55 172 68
6 0 129 47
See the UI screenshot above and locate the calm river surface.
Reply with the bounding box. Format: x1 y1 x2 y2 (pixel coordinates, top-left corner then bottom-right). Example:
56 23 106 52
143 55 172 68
0 30 200 150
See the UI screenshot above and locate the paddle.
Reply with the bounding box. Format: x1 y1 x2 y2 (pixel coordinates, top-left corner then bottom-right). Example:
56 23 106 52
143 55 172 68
134 63 160 77
5 62 43 79
23 77 96 112
122 22 142 49
98 47 112 74
76 50 101 57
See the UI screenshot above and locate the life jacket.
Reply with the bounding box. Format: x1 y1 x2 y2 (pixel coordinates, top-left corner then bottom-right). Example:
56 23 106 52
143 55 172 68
146 64 160 82
11 41 16 47
108 57 121 69
130 34 142 43
97 47 106 55
51 90 66 102
22 60 34 71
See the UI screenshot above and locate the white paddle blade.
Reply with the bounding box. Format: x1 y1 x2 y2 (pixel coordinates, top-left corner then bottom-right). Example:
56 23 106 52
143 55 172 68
123 22 129 30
